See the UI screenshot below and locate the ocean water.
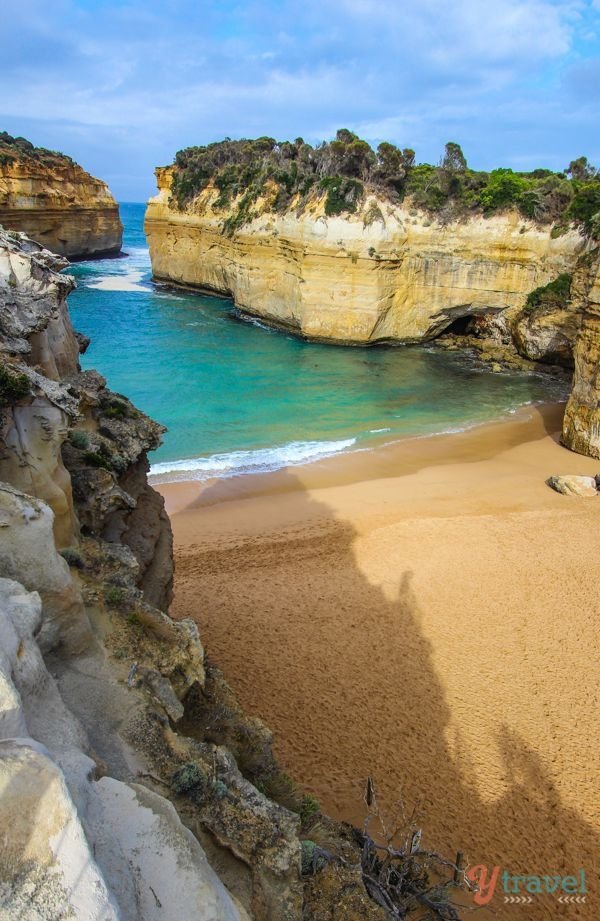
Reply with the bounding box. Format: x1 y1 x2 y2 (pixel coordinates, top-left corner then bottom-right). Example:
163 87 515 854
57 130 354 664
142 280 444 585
67 202 567 481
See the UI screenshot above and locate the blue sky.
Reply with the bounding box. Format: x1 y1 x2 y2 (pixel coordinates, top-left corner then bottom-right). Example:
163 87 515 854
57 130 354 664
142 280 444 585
2 0 599 200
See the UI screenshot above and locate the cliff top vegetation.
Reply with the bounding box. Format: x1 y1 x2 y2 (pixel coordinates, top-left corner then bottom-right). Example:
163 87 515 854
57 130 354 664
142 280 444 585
168 130 600 238
0 131 73 168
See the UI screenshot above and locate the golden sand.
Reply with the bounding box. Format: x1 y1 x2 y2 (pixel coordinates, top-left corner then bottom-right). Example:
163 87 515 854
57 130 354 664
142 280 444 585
157 404 600 920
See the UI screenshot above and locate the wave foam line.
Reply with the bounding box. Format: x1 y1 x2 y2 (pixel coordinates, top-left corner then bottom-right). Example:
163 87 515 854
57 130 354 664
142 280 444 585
88 269 147 292
150 437 357 482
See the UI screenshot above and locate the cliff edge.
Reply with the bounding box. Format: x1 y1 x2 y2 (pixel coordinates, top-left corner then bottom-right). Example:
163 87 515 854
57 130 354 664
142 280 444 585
0 132 122 260
144 133 600 346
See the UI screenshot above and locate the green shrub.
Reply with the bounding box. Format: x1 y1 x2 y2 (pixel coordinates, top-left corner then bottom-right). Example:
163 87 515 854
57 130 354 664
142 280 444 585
0 365 30 408
522 273 572 316
300 840 327 875
299 793 320 827
102 398 129 419
167 132 599 234
212 779 228 800
171 762 208 804
319 176 364 216
567 180 600 236
83 451 112 470
59 547 85 570
104 586 124 607
69 429 89 450
479 169 531 213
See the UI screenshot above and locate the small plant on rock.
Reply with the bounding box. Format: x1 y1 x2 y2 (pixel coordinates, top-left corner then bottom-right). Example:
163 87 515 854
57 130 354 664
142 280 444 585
299 794 321 828
0 365 30 408
69 429 89 450
59 547 85 570
171 762 208 804
104 586 124 607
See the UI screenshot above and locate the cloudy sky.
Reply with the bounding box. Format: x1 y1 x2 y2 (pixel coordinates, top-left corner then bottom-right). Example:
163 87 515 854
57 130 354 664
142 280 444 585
2 0 599 200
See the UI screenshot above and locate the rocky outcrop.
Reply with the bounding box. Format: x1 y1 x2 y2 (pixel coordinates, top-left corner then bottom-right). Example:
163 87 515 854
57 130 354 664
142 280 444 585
547 474 598 496
0 133 122 259
562 249 600 458
0 227 173 606
0 576 246 921
145 167 584 345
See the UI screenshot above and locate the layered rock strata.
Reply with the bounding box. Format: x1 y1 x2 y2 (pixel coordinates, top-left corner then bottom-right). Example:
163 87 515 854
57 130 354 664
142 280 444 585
0 228 172 607
145 167 584 345
0 136 122 259
562 248 600 458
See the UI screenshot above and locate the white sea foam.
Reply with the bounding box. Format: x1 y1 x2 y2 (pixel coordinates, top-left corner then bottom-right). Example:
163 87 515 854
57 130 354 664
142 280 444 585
88 270 147 292
150 437 357 483
86 247 151 292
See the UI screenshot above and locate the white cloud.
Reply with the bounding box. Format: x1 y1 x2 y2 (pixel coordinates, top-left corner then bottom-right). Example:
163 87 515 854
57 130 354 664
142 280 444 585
0 0 598 199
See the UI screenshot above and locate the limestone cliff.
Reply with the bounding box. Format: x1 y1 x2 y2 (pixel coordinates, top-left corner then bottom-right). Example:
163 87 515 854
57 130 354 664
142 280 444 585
0 227 172 607
0 132 122 259
562 248 600 458
146 166 584 345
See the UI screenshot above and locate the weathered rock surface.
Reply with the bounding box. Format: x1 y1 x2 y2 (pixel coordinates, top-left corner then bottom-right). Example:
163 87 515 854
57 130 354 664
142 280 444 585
0 577 246 921
146 167 584 344
547 474 598 496
0 227 173 606
0 484 90 653
562 249 600 458
0 137 122 259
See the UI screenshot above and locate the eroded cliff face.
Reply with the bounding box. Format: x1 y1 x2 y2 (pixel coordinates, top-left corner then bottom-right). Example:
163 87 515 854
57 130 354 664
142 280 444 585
562 249 600 458
0 227 173 605
0 140 122 259
145 166 584 345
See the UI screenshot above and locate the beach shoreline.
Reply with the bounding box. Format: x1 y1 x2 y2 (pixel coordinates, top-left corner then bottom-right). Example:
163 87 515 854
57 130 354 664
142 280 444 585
158 401 600 918
155 401 570 515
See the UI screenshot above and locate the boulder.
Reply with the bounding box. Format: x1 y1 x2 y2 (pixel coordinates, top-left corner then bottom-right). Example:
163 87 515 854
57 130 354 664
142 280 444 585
547 474 598 497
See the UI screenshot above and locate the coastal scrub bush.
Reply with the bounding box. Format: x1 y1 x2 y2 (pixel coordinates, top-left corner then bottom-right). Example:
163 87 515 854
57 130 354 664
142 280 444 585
59 547 85 570
522 273 572 316
171 762 208 804
104 586 124 607
0 364 31 408
83 450 112 470
301 840 328 875
211 779 228 800
168 132 600 237
319 176 364 216
566 180 600 236
479 169 531 213
299 793 321 827
0 131 73 166
69 429 89 450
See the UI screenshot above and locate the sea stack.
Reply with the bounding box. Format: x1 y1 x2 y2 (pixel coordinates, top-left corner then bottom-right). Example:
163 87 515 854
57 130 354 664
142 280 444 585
0 132 122 259
144 133 588 346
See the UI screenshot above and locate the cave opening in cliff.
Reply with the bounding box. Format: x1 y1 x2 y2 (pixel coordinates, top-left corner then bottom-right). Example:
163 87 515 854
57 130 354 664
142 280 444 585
440 314 474 336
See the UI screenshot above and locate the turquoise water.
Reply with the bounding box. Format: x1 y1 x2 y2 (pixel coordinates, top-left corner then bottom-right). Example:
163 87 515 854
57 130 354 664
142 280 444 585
67 202 567 481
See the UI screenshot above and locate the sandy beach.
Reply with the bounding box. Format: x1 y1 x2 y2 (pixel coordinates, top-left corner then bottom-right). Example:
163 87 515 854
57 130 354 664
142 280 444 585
157 403 600 919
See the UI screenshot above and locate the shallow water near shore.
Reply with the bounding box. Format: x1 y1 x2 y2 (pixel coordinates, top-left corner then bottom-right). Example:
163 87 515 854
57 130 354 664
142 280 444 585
68 202 568 480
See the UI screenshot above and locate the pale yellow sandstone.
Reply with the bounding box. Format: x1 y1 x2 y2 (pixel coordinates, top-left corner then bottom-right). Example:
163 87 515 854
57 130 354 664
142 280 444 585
145 167 585 344
0 157 122 259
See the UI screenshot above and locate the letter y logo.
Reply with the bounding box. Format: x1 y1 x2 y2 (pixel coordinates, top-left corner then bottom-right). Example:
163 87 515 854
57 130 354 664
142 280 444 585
467 865 500 906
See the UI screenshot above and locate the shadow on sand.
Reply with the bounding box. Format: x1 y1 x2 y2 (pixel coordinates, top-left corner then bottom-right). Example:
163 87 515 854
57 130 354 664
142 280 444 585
171 457 598 921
